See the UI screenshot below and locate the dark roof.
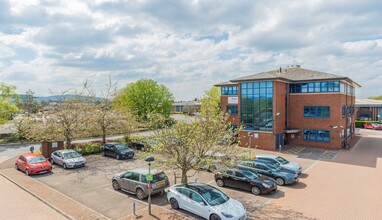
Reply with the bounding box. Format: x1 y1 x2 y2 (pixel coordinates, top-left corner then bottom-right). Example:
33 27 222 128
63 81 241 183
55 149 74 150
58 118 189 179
214 81 238 87
229 67 361 87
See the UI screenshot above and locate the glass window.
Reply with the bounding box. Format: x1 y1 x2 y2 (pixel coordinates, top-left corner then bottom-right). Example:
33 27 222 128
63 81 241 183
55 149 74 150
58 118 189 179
191 192 204 203
304 130 330 142
240 82 273 131
321 82 328 92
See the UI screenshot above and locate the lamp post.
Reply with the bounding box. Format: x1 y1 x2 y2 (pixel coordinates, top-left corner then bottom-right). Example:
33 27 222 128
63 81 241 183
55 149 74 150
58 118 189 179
248 131 255 155
144 156 155 215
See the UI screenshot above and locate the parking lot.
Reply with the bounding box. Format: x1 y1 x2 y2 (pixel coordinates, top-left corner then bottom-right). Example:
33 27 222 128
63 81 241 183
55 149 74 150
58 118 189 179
28 149 318 220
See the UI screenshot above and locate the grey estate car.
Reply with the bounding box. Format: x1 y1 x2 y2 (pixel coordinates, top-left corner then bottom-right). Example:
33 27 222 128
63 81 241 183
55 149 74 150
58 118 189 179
112 168 169 200
51 149 86 169
253 154 302 175
237 160 299 186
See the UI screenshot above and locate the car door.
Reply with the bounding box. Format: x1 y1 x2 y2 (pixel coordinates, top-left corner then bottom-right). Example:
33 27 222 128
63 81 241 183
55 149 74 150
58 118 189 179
189 191 209 219
120 172 134 191
223 170 235 187
55 152 64 165
178 188 193 213
258 164 276 178
110 146 118 157
234 170 251 191
18 156 27 171
104 145 111 156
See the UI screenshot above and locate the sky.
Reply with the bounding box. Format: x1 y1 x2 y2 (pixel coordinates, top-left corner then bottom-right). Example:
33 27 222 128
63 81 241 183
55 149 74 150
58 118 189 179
0 0 381 101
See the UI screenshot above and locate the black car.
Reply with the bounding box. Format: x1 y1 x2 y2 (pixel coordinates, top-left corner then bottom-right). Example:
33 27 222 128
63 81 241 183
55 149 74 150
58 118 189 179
101 143 134 160
237 160 299 186
130 142 145 150
214 168 277 195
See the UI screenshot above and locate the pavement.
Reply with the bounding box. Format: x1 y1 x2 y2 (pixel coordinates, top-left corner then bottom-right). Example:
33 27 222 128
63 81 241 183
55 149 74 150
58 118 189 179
256 129 382 220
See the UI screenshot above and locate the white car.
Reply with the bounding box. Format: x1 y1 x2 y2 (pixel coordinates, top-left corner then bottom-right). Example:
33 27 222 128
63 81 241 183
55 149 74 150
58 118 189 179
51 149 86 169
167 182 247 220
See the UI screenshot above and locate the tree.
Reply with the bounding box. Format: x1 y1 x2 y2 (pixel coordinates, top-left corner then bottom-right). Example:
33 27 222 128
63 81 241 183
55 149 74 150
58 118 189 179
113 79 174 121
20 87 94 147
147 109 240 183
200 86 221 117
369 95 382 100
18 89 41 114
0 83 20 123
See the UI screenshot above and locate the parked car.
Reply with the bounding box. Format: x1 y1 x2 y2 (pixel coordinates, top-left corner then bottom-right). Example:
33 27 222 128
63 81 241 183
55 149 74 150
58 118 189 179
199 152 230 172
50 149 86 169
252 154 302 175
101 142 134 160
237 160 299 185
130 141 145 150
15 153 52 176
167 182 247 220
112 168 169 200
363 123 382 130
215 168 277 195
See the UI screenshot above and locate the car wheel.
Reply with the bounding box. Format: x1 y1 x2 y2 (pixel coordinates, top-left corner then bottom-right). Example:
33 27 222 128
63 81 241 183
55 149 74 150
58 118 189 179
15 164 19 170
101 151 106 156
275 177 285 186
116 154 120 160
251 186 261 195
112 180 120 190
216 179 225 187
210 214 221 220
25 169 30 176
63 163 67 169
169 198 179 210
136 188 145 200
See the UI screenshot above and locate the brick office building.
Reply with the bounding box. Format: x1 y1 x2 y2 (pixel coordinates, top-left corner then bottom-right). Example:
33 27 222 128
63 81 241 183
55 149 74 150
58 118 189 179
215 66 360 150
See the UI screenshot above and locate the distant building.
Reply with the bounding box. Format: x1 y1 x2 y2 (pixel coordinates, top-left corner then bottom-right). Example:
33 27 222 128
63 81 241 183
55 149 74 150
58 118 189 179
215 66 360 150
172 101 201 114
355 99 382 121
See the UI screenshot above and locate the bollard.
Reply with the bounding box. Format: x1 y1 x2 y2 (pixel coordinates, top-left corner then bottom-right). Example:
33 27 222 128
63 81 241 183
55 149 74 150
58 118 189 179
279 144 282 153
132 202 136 216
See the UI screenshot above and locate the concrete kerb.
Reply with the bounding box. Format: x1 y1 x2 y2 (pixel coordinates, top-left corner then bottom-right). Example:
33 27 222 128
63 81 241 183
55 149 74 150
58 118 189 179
0 168 109 220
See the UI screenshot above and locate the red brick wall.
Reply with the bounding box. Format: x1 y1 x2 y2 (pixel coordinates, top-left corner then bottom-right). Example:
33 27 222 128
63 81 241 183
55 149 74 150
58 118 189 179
288 93 355 149
238 130 275 151
274 81 287 133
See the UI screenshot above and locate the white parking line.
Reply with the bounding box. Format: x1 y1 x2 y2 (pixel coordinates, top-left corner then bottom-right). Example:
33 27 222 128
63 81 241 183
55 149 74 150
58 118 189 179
104 187 147 205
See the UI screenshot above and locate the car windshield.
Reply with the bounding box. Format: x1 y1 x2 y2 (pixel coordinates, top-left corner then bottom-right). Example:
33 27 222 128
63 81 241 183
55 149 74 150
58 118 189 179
28 156 46 164
201 188 229 206
241 170 259 180
63 151 81 159
371 123 379 126
115 145 129 150
275 156 289 165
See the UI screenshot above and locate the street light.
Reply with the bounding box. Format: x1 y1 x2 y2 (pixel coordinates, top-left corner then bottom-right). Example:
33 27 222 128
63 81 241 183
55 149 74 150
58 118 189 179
144 156 155 215
248 131 255 149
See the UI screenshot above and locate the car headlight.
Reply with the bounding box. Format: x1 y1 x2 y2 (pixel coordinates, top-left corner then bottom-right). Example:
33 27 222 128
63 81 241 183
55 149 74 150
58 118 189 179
262 183 271 188
221 212 233 218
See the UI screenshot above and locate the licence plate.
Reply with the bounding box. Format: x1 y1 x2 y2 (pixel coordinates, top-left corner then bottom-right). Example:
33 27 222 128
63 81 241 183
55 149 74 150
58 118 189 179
40 171 48 174
156 181 165 187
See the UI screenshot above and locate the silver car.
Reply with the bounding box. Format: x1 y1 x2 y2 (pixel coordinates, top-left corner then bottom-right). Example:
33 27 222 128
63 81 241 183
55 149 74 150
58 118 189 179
112 168 169 200
253 154 302 175
51 149 86 169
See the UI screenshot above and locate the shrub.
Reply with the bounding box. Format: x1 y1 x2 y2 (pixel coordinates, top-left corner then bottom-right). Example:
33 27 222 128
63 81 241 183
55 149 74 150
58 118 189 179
71 142 102 155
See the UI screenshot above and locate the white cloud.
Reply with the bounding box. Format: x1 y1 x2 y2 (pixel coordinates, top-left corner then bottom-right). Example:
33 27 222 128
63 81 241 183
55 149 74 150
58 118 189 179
0 0 381 100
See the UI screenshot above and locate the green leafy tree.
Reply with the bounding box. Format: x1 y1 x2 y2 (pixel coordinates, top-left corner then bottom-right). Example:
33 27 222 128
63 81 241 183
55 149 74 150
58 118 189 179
200 86 221 116
0 83 20 123
146 109 241 184
113 79 174 121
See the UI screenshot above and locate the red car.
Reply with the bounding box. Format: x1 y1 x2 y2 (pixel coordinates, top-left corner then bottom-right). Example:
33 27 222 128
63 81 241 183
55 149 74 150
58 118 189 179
15 153 52 175
363 123 382 130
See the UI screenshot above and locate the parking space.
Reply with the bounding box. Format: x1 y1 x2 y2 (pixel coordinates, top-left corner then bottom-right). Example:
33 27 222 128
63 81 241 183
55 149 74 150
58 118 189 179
30 151 317 220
